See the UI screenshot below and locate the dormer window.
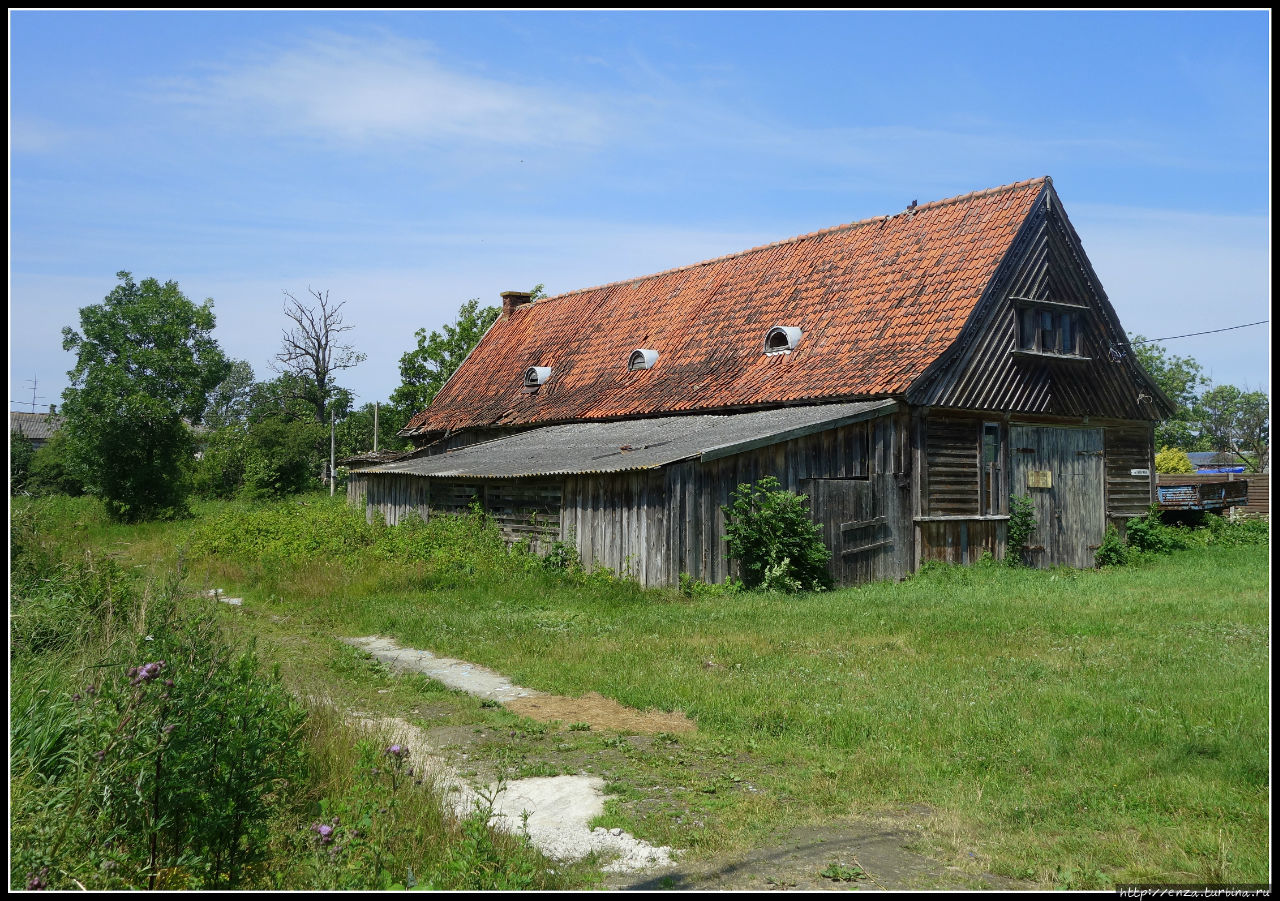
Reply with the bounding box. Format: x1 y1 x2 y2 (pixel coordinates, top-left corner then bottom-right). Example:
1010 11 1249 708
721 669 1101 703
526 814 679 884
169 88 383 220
524 366 552 388
764 326 803 355
1012 300 1088 359
628 349 659 371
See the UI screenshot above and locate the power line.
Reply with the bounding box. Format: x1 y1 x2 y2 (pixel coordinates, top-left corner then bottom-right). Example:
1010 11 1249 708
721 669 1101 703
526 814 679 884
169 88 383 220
1131 320 1269 345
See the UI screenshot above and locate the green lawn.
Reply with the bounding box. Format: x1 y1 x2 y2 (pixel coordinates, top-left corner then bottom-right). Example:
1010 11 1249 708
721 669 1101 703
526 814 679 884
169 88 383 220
13 494 1271 888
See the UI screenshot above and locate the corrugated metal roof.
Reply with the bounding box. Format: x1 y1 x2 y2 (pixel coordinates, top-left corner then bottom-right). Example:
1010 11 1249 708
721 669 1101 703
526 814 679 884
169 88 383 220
369 400 897 479
10 412 63 441
404 178 1047 437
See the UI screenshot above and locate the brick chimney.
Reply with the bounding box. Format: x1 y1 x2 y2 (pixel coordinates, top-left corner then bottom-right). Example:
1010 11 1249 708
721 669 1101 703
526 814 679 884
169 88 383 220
501 290 534 316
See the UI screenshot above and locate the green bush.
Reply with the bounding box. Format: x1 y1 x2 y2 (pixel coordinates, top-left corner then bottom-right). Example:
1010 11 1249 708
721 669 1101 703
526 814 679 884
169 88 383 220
1094 524 1129 567
26 430 87 497
722 476 831 592
240 417 324 500
1125 505 1188 556
1005 494 1037 566
10 430 36 492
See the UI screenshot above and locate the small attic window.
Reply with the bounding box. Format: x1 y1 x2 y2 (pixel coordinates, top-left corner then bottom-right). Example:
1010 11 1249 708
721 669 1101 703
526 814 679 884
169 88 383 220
524 366 552 388
627 349 658 371
764 326 803 355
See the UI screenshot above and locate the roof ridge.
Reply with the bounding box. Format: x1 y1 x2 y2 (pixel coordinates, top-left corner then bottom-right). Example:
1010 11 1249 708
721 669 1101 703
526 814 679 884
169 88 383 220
522 176 1050 308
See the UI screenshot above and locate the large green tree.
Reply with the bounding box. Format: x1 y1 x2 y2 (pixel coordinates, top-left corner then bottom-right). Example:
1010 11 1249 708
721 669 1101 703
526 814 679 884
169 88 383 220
391 285 544 423
202 359 256 429
1195 385 1269 472
60 271 230 521
390 298 501 419
1130 335 1211 450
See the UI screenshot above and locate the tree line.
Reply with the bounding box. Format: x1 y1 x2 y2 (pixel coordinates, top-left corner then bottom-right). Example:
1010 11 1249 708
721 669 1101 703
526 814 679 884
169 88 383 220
1130 336 1269 473
8 271 1267 519
10 272 541 521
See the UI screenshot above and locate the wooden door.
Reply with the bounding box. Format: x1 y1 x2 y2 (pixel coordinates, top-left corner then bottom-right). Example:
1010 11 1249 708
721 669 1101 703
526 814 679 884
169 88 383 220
803 478 892 586
1009 426 1105 568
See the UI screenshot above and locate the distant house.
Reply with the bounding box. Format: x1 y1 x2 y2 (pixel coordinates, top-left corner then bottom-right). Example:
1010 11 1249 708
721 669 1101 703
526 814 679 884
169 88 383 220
1186 451 1246 474
353 177 1173 587
10 410 63 452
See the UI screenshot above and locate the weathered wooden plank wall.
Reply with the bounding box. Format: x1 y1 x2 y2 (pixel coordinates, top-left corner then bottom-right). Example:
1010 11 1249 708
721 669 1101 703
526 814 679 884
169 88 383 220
360 475 561 552
561 413 910 588
1104 426 1155 525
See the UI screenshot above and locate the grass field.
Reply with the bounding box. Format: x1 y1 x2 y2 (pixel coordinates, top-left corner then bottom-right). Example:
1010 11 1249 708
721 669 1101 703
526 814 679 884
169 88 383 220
10 493 1271 889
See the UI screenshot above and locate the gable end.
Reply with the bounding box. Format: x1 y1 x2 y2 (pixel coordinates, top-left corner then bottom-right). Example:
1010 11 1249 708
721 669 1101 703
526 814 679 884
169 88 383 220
906 184 1174 420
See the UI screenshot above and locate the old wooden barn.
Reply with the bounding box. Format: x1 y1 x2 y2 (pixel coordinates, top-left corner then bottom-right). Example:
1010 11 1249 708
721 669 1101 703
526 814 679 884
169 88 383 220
351 177 1174 587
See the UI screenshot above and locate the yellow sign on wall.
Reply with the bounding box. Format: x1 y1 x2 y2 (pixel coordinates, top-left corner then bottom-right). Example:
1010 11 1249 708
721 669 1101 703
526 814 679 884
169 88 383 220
1027 469 1053 489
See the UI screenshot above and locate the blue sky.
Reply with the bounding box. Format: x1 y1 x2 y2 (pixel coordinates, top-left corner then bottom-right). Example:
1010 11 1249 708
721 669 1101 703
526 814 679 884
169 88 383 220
9 10 1271 415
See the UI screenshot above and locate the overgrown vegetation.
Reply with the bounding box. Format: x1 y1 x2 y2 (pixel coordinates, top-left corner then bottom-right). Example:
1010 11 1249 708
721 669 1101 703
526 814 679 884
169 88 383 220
11 492 1270 889
722 476 831 592
1004 494 1037 565
9 497 578 891
1096 506 1268 567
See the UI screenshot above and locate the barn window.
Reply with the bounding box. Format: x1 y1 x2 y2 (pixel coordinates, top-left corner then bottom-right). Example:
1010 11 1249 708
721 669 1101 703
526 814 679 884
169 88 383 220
764 326 803 355
1014 303 1085 357
524 366 552 388
980 422 1004 515
627 349 658 371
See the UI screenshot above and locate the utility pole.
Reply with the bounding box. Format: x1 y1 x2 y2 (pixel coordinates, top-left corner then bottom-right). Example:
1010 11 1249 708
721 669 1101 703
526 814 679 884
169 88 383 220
330 410 336 497
374 402 379 452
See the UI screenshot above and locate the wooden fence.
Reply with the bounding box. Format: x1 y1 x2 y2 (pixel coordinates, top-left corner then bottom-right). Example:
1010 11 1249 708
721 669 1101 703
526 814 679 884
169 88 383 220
1156 472 1269 515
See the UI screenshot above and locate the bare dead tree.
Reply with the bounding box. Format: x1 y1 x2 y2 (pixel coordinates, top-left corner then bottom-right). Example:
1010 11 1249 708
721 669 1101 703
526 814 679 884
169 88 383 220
271 288 367 424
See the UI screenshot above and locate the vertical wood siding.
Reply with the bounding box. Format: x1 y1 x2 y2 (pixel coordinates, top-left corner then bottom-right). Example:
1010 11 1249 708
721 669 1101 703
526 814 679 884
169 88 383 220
561 414 909 588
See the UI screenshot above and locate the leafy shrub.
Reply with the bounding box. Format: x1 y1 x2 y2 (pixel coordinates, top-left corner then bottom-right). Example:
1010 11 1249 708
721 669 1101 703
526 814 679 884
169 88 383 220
722 476 831 592
1155 446 1195 474
1094 524 1129 566
191 426 249 499
240 417 324 500
1182 512 1270 548
26 430 87 497
10 430 36 492
1005 494 1037 566
540 539 578 572
1125 505 1189 555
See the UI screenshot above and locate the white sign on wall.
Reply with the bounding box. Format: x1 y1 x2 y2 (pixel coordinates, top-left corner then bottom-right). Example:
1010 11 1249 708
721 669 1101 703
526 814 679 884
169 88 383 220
1130 468 1151 477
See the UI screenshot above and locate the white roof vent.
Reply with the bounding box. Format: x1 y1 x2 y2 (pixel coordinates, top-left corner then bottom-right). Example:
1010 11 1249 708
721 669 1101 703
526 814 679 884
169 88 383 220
764 326 803 355
524 366 552 388
628 349 659 371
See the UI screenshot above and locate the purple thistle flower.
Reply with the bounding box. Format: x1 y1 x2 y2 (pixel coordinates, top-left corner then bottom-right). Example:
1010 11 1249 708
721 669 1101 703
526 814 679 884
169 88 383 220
71 692 82 702
94 749 107 761
162 724 176 734
311 821 336 845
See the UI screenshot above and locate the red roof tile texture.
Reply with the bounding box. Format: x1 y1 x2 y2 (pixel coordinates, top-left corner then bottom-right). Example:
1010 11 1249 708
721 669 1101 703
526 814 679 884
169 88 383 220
405 178 1048 437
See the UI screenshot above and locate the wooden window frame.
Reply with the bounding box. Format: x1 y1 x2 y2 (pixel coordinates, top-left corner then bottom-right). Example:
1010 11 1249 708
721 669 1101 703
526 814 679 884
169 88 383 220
1012 300 1089 359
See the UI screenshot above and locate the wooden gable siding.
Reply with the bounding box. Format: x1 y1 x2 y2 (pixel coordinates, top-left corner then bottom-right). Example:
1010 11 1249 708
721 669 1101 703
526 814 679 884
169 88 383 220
907 188 1167 421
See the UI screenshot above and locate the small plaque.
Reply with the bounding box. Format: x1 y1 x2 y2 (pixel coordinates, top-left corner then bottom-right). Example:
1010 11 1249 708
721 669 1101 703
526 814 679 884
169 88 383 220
1130 468 1150 477
1027 469 1052 489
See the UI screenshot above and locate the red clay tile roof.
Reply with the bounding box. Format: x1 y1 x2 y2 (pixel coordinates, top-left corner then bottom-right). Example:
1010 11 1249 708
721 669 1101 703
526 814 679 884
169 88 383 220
404 177 1049 437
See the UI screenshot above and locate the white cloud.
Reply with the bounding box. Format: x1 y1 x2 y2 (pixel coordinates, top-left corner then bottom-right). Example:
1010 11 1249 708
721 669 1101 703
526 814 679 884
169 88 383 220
161 31 606 148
